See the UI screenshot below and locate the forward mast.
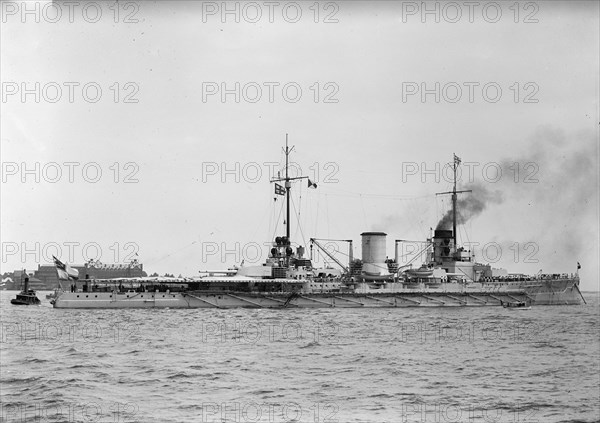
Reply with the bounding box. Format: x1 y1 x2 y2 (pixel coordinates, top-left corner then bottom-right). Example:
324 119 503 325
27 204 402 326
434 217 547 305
270 134 311 250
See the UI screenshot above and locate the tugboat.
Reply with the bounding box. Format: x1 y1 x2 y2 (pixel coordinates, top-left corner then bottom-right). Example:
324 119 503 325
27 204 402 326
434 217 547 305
11 275 41 305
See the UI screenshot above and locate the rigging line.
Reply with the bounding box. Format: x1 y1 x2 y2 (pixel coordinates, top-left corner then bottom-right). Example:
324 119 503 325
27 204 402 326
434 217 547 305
320 191 435 200
454 265 474 282
413 198 430 238
327 247 352 262
336 250 350 259
460 221 471 250
314 193 320 240
271 195 286 241
360 194 368 228
268 194 274 240
323 186 435 200
297 171 303 217
252 189 273 241
325 194 330 239
271 194 279 238
290 195 308 249
145 240 199 266
304 191 313 237
269 193 275 237
401 244 431 268
278 149 285 174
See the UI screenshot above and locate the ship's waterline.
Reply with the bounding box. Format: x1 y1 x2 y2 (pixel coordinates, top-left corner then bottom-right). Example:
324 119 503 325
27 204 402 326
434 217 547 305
52 278 583 308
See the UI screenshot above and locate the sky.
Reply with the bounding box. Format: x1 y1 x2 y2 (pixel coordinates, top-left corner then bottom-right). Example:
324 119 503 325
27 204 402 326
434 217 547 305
1 1 599 291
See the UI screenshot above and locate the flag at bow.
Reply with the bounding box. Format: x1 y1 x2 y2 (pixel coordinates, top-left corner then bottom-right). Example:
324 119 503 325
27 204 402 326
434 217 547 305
308 179 317 189
577 262 581 270
53 256 79 280
274 183 286 196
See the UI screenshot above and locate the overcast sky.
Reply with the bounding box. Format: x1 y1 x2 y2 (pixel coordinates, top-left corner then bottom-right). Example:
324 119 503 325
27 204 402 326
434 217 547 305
1 1 598 290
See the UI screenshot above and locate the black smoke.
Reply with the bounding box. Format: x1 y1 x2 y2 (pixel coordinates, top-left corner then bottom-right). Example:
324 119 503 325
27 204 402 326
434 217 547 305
436 125 598 270
436 182 503 230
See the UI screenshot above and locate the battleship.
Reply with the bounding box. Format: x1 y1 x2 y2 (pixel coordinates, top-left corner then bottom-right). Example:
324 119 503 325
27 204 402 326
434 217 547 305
52 139 585 309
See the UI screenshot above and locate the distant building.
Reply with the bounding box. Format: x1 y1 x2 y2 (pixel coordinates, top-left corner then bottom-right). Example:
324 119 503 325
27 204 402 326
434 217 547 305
1 277 14 290
5 260 147 290
2 270 43 290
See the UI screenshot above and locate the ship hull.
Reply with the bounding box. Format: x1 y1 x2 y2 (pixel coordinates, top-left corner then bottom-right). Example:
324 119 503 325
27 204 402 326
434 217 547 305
52 278 583 309
11 291 41 305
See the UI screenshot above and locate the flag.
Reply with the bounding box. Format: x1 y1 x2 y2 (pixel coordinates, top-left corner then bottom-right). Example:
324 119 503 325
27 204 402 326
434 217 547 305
66 263 79 280
53 256 79 280
577 262 581 270
53 256 69 280
308 179 317 189
454 154 461 165
274 183 286 196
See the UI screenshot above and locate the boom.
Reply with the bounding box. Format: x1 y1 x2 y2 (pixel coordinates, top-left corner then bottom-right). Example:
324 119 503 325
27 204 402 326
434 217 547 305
310 238 353 272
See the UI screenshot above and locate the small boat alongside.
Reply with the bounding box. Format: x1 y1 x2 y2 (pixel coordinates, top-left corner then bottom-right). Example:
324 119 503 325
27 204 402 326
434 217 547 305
501 300 531 310
46 288 60 300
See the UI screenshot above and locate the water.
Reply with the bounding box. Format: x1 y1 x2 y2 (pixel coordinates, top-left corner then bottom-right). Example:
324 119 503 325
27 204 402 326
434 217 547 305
1 291 598 423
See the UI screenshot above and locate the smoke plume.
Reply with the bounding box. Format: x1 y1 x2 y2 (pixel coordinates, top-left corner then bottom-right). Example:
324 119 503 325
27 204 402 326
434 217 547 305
436 125 597 277
436 182 503 230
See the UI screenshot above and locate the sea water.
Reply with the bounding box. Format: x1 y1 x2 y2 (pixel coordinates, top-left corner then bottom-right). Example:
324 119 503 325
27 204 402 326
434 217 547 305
1 291 598 423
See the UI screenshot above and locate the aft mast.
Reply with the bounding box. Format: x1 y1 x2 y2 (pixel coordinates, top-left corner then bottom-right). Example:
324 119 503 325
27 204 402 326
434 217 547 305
451 154 459 247
436 154 472 250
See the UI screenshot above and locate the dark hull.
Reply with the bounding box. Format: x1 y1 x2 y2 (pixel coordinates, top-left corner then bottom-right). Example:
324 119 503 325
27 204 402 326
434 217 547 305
11 294 41 305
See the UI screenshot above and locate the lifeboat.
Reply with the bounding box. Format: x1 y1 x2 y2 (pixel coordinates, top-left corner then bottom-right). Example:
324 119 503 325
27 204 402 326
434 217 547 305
405 267 434 278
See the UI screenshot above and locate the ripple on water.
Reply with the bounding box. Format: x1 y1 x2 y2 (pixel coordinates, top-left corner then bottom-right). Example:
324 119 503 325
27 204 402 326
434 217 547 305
1 292 598 423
